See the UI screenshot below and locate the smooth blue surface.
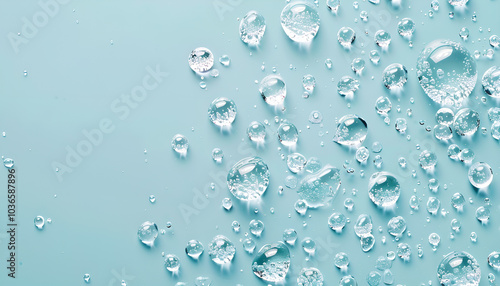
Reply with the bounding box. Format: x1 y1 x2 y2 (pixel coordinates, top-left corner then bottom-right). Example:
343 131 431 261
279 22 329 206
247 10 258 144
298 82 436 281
0 0 499 285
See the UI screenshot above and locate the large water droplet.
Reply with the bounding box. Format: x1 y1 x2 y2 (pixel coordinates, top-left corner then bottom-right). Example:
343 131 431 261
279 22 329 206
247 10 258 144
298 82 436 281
227 157 270 201
137 221 158 247
453 108 480 136
208 235 235 265
383 63 408 90
297 165 341 208
259 75 286 106
437 251 480 285
188 47 214 73
208 97 237 128
416 40 477 108
333 114 368 146
251 242 290 282
239 11 266 46
387 216 406 238
280 2 320 43
368 172 400 208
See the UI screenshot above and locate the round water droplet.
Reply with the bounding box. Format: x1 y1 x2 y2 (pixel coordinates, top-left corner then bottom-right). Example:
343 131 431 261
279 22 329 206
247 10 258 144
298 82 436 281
355 146 370 163
280 2 320 43
227 157 270 201
259 75 286 106
482 66 500 98
302 74 316 92
334 252 350 270
490 35 500 48
351 58 365 74
243 237 256 253
252 242 290 282
434 124 453 140
419 150 437 170
137 221 158 247
219 55 230 66
337 76 360 97
397 243 411 260
212 148 224 163
208 97 237 127
164 254 180 272
475 206 490 223
369 50 380 64
397 18 415 38
340 275 358 286
375 96 392 115
3 158 14 169
283 229 298 245
309 110 323 124
333 114 367 146
436 108 454 125
186 240 204 259
328 212 347 232
488 252 500 270
368 172 400 208
327 0 340 12
437 251 480 285
454 108 480 136
374 30 391 48
249 219 265 236
367 271 382 286
298 165 341 208
447 144 461 159
171 134 188 155
427 197 441 215
383 63 408 90
34 216 44 230
459 148 474 163
288 153 307 173
337 27 356 48
416 40 476 108
239 11 266 46
277 122 299 146
247 121 266 143
468 162 493 188
188 47 214 73
297 267 323 286
395 118 407 133
387 216 406 237
208 235 235 265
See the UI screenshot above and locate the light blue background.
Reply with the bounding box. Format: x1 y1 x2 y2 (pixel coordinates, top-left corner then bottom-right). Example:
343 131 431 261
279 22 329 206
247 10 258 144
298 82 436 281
1 0 499 285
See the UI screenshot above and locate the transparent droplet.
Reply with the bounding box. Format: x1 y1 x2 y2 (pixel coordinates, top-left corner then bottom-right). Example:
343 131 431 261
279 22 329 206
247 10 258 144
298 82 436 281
397 243 411 261
369 50 380 64
340 275 358 286
383 63 408 90
83 273 91 283
309 110 323 124
243 237 256 253
333 114 367 146
239 11 266 46
337 76 360 97
338 27 356 48
454 108 480 136
34 216 44 230
297 267 323 286
208 235 235 265
283 229 298 245
137 221 158 247
374 30 391 48
428 233 441 249
459 148 474 163
375 96 392 115
355 146 370 163
326 0 341 13
259 75 286 106
247 121 266 143
171 134 188 155
351 58 365 75
294 199 308 215
409 195 419 210
437 251 480 286
3 158 14 169
328 212 347 232
387 216 406 237
278 122 299 146
475 206 490 223
354 214 373 238
368 172 400 208
436 108 455 125
468 162 493 188
222 197 232 210
426 197 441 215
303 74 316 93
208 97 237 127
188 47 214 73
288 153 307 173
186 240 204 259
419 150 437 170
252 242 290 282
219 55 230 66
334 252 350 270
227 157 270 201
395 118 407 133
490 35 500 48
164 254 180 272
431 0 440 11
367 271 382 286
249 219 265 236
482 66 500 98
397 18 415 38
301 237 316 254
434 124 453 140
360 234 375 252
416 40 477 108
447 144 461 160
488 252 500 270
448 0 469 7
298 165 341 208
280 2 320 43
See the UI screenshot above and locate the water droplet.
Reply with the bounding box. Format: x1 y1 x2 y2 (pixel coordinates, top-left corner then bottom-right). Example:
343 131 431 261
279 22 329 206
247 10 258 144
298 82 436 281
337 76 360 97
212 148 224 163
280 2 320 43
468 162 493 188
490 35 500 48
227 157 270 201
448 0 469 7
333 114 367 146
334 252 350 270
351 58 365 75
397 18 415 38
437 251 480 285
338 27 356 48
326 0 340 13
395 118 407 133
454 108 480 136
488 252 500 270
369 50 380 64
251 242 290 282
164 254 180 272
328 212 347 232
239 11 266 46
208 97 237 128
137 221 158 247
397 243 411 261
419 150 437 170
368 172 400 208
83 273 91 283
340 275 358 286
375 96 392 115
354 214 373 237
416 40 477 108
297 267 323 286
185 240 204 259
383 63 408 90
298 165 341 208
34 216 44 230
360 234 375 252
288 153 307 173
355 146 370 163
247 121 266 143
278 122 299 146
283 229 298 245
367 271 382 286
171 134 188 156
188 47 214 73
387 216 406 238
259 75 286 106
374 30 391 48
208 235 235 265
482 66 500 98
219 55 230 66
3 158 14 169
427 197 441 215
459 148 474 163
